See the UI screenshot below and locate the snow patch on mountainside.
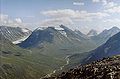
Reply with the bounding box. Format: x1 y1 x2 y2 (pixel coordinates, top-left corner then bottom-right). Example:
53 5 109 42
21 28 30 32
55 27 64 31
59 31 67 37
37 27 47 30
12 35 30 44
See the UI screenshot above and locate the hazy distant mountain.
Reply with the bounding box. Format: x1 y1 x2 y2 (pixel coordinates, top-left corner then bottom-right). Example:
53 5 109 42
91 27 120 46
84 32 120 64
74 30 89 39
0 26 31 43
87 29 98 36
67 29 120 68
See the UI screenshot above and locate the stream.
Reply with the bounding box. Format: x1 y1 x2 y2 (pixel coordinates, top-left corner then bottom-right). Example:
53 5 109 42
40 55 70 79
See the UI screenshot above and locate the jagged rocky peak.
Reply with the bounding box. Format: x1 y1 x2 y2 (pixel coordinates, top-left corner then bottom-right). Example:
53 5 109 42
59 24 71 31
106 26 120 34
100 26 120 36
87 29 98 36
110 26 120 31
59 24 66 28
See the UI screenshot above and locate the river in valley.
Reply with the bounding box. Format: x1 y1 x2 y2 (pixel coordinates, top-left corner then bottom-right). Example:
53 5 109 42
40 55 70 79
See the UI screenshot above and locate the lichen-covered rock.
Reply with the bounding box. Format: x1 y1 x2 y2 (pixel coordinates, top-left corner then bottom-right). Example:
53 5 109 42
46 56 120 79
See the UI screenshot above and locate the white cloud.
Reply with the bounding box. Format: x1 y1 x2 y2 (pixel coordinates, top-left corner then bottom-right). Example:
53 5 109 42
92 0 100 3
0 14 25 27
102 18 120 30
104 6 120 13
41 9 75 18
101 0 107 5
104 2 117 8
92 0 117 8
41 9 109 22
92 0 107 5
25 16 35 18
15 18 22 23
73 2 84 6
40 18 73 26
0 14 9 24
103 18 120 23
40 9 110 33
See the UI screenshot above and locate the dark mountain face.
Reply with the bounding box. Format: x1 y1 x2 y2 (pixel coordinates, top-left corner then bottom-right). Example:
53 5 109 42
19 27 55 48
47 55 120 79
84 32 120 64
0 26 31 42
91 27 120 46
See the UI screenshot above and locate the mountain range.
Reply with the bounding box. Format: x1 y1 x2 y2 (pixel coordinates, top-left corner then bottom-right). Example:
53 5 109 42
44 31 120 79
19 25 97 58
83 32 120 64
91 27 120 46
0 26 31 44
0 25 120 79
67 31 120 69
53 26 120 70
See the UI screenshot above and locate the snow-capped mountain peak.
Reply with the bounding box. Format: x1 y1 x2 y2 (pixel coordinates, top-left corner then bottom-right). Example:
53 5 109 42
36 27 47 30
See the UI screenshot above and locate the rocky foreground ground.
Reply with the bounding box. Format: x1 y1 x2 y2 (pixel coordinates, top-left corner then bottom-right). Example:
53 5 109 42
45 56 120 79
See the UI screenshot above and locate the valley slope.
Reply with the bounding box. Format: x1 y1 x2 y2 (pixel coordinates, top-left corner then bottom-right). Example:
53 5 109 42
0 36 65 79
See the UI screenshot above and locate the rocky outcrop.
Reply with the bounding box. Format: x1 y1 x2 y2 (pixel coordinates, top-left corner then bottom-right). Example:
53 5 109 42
46 56 120 79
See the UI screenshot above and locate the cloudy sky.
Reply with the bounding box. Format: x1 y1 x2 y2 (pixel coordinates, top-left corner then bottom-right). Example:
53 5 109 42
1 0 120 33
